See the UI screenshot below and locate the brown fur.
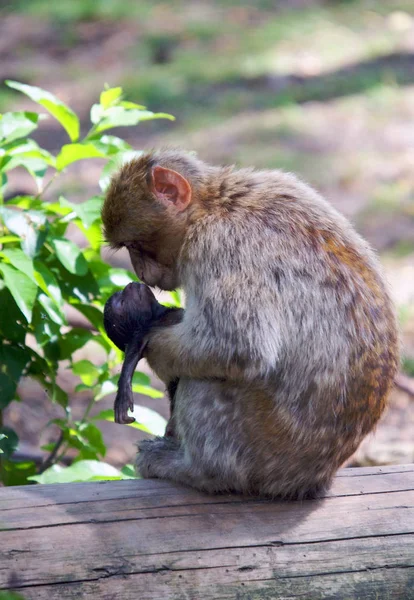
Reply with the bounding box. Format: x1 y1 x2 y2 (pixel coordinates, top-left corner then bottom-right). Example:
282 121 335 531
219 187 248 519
102 149 399 499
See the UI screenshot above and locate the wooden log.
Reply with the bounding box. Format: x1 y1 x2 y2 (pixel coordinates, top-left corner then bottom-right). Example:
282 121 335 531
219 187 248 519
0 464 413 599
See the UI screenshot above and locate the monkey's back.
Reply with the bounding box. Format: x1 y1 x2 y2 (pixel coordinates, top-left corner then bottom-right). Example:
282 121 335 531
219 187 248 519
181 168 399 495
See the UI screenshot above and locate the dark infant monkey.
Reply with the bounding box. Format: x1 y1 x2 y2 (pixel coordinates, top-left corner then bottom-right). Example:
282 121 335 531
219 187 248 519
101 149 399 499
103 282 182 433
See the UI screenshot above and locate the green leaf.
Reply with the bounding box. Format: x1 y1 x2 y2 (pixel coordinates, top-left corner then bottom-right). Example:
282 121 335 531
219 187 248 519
37 292 66 325
60 195 103 228
5 138 48 157
75 219 102 251
91 135 132 156
131 371 152 387
0 459 37 487
6 80 80 142
4 139 56 170
0 207 48 258
25 347 51 380
0 247 37 284
93 333 112 354
56 143 105 171
164 289 184 308
50 238 88 275
54 262 99 303
128 404 168 435
70 302 103 330
90 103 105 125
1 207 36 236
0 427 19 457
0 235 20 243
119 101 146 109
29 460 125 484
132 384 164 399
72 359 100 386
32 303 61 358
100 86 123 109
0 262 38 322
95 371 155 401
0 172 7 194
42 201 72 216
92 106 174 135
58 328 95 360
120 464 137 478
64 426 99 459
94 405 167 436
0 111 40 144
78 422 106 457
0 288 27 343
402 356 414 377
92 408 114 420
34 261 63 305
3 155 51 176
95 380 117 400
43 381 68 408
0 433 8 455
97 267 135 291
1 195 25 207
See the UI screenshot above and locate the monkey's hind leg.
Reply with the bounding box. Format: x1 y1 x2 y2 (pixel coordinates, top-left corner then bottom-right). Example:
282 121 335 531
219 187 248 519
136 438 228 494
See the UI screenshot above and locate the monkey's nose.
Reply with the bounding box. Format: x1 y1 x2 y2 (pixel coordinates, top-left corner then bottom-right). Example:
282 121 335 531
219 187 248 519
123 282 141 298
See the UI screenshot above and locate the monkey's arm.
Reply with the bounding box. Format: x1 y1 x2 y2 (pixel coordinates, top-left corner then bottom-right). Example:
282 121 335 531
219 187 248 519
145 320 247 384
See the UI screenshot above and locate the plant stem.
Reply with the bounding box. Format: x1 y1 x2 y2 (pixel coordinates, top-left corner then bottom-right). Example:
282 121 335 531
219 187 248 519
38 430 64 474
81 392 97 424
0 409 3 483
56 443 70 465
35 170 60 200
84 123 99 141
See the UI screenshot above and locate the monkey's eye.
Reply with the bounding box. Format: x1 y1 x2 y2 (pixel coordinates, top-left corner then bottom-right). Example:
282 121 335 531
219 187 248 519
125 241 144 254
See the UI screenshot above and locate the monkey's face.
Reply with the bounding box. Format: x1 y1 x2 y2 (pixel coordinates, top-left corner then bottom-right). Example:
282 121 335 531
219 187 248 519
127 247 179 290
102 155 192 291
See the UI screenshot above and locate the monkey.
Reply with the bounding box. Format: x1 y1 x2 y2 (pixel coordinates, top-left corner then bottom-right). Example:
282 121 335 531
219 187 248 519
103 281 183 430
101 149 399 499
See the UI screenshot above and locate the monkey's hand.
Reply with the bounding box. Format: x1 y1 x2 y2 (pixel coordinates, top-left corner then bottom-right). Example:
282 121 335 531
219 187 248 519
145 320 244 384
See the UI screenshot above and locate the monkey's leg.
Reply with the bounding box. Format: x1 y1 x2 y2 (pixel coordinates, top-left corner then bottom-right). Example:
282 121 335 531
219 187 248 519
137 378 338 499
165 378 179 437
136 379 251 494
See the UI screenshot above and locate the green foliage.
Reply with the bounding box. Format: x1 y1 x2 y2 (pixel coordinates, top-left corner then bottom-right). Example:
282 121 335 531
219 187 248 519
28 459 135 484
402 356 414 377
0 591 27 600
0 82 178 485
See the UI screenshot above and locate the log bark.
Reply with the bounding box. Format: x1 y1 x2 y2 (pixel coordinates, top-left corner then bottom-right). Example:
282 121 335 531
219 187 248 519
0 464 413 599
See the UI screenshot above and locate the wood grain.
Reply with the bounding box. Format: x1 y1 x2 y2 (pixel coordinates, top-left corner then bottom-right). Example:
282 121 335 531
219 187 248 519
1 464 413 599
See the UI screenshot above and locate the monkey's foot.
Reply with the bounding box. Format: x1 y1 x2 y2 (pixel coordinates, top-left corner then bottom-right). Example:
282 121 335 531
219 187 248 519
136 437 181 479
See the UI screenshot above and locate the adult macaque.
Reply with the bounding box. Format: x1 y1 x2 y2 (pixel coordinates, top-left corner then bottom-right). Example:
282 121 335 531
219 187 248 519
101 149 398 499
103 282 182 429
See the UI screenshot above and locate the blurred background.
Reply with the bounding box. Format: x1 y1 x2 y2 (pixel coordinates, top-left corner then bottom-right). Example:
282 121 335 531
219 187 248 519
2 0 413 469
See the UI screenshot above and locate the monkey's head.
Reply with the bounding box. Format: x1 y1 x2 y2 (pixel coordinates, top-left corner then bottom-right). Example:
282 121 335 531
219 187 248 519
102 150 206 290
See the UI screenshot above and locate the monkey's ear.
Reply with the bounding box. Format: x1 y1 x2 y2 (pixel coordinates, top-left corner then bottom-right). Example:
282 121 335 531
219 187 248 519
151 166 192 212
